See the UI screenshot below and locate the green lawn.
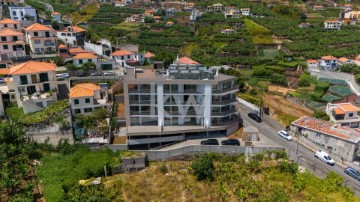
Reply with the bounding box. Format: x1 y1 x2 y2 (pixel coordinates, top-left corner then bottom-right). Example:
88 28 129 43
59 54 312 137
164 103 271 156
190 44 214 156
244 19 274 45
258 49 280 59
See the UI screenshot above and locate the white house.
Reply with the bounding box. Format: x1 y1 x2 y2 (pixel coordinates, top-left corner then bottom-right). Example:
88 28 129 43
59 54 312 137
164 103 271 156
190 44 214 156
319 55 339 70
224 7 240 18
344 4 353 12
56 26 86 47
51 12 61 23
72 52 98 67
115 0 133 7
24 23 57 54
240 8 250 16
0 29 25 61
190 10 202 21
324 20 341 30
338 57 351 65
7 61 58 114
9 6 37 21
326 103 360 128
69 83 110 115
0 18 21 31
221 28 235 34
307 59 318 68
207 3 223 12
84 39 112 56
111 49 145 67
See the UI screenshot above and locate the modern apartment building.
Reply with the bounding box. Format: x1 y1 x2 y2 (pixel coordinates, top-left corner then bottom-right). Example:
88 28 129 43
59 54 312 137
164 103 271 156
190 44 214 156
9 6 37 21
123 58 240 149
0 28 25 60
326 103 360 128
7 61 58 114
24 23 57 54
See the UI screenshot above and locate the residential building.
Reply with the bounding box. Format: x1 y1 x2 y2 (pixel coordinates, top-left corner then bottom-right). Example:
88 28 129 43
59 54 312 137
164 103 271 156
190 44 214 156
307 59 318 68
0 18 20 31
51 12 61 23
111 49 145 67
313 5 325 10
224 7 240 18
338 57 351 65
7 61 58 114
190 10 202 21
240 8 250 16
126 14 145 23
344 4 352 12
145 52 155 63
319 55 338 70
298 22 310 28
69 83 110 115
166 21 174 27
0 29 25 61
72 52 98 67
9 6 37 21
184 2 195 11
84 40 112 56
68 47 88 57
144 9 154 17
56 26 86 47
326 103 360 128
153 16 161 23
206 3 223 12
221 29 235 34
343 11 360 25
177 56 199 65
24 23 57 54
324 20 341 30
290 116 360 162
115 0 133 7
123 58 240 149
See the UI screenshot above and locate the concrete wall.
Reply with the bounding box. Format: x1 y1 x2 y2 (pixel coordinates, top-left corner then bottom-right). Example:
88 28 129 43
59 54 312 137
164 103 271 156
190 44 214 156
107 144 284 161
27 129 73 145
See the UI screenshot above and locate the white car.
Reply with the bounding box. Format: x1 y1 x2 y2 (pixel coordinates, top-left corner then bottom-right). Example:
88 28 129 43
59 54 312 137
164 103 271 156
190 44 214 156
278 130 292 141
314 150 335 166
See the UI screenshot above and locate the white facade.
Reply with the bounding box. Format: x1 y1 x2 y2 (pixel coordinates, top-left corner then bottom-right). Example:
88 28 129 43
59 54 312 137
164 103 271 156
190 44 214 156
9 6 37 21
190 10 202 21
73 57 97 67
307 60 318 68
8 63 58 114
240 8 250 16
324 20 341 30
319 56 338 70
25 24 57 54
0 29 25 60
111 50 145 67
56 26 86 47
115 0 133 7
0 19 21 31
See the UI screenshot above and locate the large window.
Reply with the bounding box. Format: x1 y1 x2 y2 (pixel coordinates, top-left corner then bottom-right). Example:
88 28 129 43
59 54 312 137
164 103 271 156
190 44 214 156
1 37 6 42
43 83 50 92
3 45 8 50
84 108 93 113
20 75 28 85
85 98 90 103
39 73 49 82
34 32 38 37
34 40 40 44
74 99 79 105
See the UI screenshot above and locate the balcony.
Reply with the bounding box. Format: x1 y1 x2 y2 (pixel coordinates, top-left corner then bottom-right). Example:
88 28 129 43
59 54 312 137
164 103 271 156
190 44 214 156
212 86 239 94
129 100 153 105
212 108 237 116
20 90 57 101
130 110 154 115
212 98 237 105
163 89 202 94
19 77 54 85
128 89 156 94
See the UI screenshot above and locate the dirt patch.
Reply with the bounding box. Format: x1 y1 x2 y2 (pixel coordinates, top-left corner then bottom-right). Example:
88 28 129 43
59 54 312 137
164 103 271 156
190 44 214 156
228 127 243 139
264 94 313 126
268 85 296 96
113 136 127 144
116 103 125 118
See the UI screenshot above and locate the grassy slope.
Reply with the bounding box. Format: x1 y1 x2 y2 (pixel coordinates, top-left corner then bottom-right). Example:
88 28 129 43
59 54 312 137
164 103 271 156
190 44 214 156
244 18 274 45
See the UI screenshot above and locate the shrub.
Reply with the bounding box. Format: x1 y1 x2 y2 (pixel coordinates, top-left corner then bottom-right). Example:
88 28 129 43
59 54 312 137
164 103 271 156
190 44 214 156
312 110 330 121
278 161 298 175
159 164 168 174
191 154 215 181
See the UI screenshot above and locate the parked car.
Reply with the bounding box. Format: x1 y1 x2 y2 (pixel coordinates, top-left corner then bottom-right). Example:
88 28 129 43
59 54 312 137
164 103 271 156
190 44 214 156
278 130 292 141
56 73 64 80
76 72 87 77
314 150 335 166
200 139 219 145
344 167 360 181
248 112 262 122
62 73 69 78
90 72 102 76
104 71 115 76
221 139 240 146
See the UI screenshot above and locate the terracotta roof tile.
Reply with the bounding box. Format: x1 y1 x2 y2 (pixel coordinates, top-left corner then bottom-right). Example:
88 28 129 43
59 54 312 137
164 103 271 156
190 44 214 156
73 52 97 59
321 55 338 60
70 83 100 98
0 18 20 24
69 47 87 55
334 107 345 115
52 12 60 15
61 26 86 33
25 23 55 31
339 57 349 62
9 61 55 75
177 56 199 65
0 29 23 36
58 44 67 48
307 59 317 63
0 68 10 75
338 103 358 112
145 52 155 58
111 50 134 56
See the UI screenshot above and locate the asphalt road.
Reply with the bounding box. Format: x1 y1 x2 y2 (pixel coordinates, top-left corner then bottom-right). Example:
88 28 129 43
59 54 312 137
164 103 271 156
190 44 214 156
238 104 360 193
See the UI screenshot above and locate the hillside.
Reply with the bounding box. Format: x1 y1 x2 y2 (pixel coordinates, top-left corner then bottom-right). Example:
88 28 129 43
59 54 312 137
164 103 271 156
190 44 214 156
36 149 359 202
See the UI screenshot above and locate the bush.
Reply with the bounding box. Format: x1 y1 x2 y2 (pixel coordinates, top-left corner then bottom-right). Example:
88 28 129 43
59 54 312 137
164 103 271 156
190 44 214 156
312 110 330 121
159 164 168 174
299 73 316 87
191 154 215 181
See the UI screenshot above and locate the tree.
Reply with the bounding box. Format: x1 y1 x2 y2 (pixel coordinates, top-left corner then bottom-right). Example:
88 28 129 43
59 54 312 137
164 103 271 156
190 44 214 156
54 56 63 66
80 62 96 71
191 154 215 181
66 63 78 71
144 17 154 23
312 110 330 121
51 20 60 30
92 108 109 120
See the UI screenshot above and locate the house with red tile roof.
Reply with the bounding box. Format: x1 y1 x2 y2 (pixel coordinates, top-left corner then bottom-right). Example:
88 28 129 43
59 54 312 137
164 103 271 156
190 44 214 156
324 19 341 30
338 57 351 65
307 59 318 68
56 26 86 47
111 49 145 67
175 56 199 65
0 18 21 31
0 28 26 61
326 103 360 127
7 61 58 114
73 52 98 67
290 116 360 162
24 23 57 54
319 55 339 70
69 83 110 115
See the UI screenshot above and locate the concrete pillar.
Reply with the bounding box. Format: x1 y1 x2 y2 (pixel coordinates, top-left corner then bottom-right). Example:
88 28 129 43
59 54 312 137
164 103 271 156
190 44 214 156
157 84 164 127
204 84 212 128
